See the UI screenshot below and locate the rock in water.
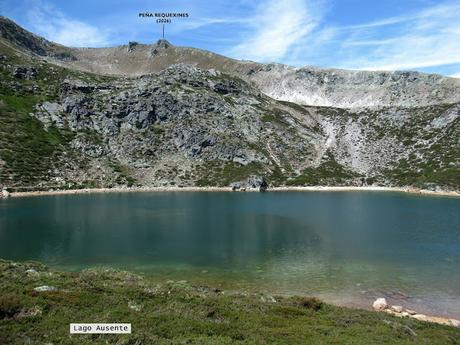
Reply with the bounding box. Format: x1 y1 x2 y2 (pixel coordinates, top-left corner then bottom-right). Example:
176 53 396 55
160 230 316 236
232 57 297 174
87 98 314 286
372 298 388 311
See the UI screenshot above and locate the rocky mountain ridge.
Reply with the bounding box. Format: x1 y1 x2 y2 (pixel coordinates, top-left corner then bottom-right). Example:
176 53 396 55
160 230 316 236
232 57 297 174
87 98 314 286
0 17 458 192
2 16 460 109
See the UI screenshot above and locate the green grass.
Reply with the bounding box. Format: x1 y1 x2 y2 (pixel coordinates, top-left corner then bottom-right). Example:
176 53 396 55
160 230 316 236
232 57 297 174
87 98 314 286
195 161 266 187
0 101 75 187
0 259 458 345
109 160 137 187
287 152 361 186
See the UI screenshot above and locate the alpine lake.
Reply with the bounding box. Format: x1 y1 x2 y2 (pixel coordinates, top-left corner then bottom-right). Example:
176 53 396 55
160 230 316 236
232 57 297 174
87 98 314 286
1 191 459 318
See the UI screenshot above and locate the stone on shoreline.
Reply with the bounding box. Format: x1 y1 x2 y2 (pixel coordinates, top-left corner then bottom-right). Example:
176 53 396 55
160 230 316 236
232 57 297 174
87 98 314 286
450 319 460 327
412 314 428 322
1 187 9 198
230 175 267 192
372 299 460 327
372 298 388 311
390 305 403 313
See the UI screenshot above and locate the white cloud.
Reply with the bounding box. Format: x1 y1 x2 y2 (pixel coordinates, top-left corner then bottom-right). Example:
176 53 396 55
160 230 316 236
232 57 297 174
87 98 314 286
335 2 460 71
229 0 322 62
227 0 460 75
451 73 460 78
25 0 110 47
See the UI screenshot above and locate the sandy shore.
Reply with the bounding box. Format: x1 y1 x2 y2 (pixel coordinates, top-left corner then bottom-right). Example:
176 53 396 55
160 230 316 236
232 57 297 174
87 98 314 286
7 185 460 198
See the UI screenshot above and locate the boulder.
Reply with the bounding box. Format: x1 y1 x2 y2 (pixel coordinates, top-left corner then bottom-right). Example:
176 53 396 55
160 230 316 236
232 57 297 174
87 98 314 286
372 298 388 311
1 187 9 198
33 285 57 292
246 175 268 191
390 305 403 313
231 182 241 191
411 314 428 322
230 175 267 192
450 319 460 327
384 309 403 317
25 268 39 275
127 41 138 53
14 306 42 320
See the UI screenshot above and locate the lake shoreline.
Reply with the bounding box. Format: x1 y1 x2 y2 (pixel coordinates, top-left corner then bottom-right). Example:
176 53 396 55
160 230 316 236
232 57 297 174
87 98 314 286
7 185 460 198
1 259 459 345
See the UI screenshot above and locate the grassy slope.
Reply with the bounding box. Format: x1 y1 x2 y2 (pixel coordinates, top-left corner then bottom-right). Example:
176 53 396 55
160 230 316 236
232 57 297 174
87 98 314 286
0 260 459 345
0 42 134 190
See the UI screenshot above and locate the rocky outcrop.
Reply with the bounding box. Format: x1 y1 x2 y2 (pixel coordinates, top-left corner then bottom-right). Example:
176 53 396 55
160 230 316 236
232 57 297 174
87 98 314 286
128 41 138 53
230 176 268 192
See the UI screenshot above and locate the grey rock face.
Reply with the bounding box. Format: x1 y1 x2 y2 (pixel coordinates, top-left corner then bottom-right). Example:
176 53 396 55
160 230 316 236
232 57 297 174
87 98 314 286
18 63 457 190
247 64 460 108
33 102 65 129
128 41 138 53
231 176 268 191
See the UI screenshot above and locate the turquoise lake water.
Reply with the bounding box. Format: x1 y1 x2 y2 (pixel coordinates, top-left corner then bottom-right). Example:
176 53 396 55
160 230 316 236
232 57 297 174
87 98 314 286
1 191 459 317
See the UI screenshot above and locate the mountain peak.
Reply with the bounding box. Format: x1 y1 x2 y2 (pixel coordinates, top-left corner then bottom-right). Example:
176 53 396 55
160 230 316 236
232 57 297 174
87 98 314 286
155 39 172 49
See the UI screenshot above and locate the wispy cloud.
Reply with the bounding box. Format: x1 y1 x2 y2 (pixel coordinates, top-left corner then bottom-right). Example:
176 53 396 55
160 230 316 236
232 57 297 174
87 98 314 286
224 0 460 75
229 0 323 62
3 0 460 76
24 0 110 47
335 2 460 72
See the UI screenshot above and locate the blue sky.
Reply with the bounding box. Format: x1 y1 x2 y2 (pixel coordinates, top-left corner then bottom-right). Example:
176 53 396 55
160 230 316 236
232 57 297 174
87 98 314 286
1 0 460 77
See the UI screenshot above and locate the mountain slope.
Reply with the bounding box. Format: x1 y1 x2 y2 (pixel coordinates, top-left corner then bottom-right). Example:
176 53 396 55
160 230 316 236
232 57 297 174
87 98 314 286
0 17 459 192
2 16 460 109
